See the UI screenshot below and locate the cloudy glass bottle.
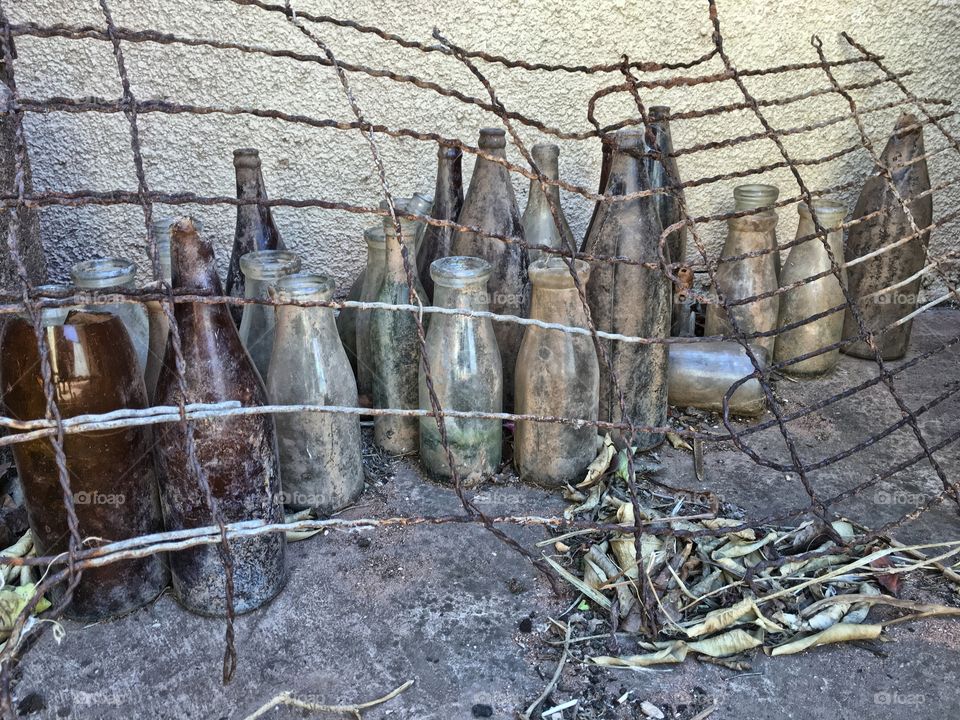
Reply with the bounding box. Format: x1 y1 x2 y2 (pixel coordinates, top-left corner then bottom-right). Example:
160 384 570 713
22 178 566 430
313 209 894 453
238 249 301 379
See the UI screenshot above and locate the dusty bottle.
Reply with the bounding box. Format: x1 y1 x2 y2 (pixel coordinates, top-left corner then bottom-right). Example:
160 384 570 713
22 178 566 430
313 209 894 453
583 129 669 450
668 340 768 417
144 217 174 403
452 128 529 410
419 257 502 479
268 273 363 513
843 113 933 360
371 217 427 454
154 217 286 616
645 107 687 270
238 249 301 380
704 189 781 355
226 148 285 325
522 143 575 264
1 312 167 621
418 144 464 301
408 192 434 253
774 200 848 377
354 225 387 403
71 257 150 375
733 183 781 276
515 258 600 485
582 134 613 251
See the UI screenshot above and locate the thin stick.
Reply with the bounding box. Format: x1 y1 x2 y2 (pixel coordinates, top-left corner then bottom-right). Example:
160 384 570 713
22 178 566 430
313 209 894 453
241 679 413 720
521 620 572 720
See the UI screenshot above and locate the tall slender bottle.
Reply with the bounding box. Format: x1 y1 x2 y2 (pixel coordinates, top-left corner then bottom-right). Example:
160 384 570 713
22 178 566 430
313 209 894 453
521 144 575 263
645 106 688 276
704 187 781 355
843 113 933 360
515 258 599 485
419 257 502 479
583 129 669 450
418 144 464 301
1 312 168 621
371 217 427 454
582 134 613 251
268 273 363 513
155 217 286 616
238 249 301 380
355 225 386 403
774 199 847 377
452 128 529 410
226 148 285 325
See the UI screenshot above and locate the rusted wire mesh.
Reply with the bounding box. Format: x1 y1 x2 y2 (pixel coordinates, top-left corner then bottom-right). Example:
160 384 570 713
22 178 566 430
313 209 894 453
0 0 958 712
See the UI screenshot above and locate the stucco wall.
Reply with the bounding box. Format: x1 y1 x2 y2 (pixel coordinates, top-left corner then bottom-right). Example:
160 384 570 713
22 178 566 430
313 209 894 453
7 0 960 297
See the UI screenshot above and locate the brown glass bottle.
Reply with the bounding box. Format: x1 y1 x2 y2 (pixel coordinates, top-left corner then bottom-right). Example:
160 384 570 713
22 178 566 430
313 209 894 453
154 217 286 616
418 144 464 301
452 128 529 410
583 129 670 450
1 312 167 621
225 148 285 325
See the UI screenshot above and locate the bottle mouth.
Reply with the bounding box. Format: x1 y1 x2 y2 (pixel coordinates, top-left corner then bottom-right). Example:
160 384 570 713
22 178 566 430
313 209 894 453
379 197 410 212
152 217 199 245
70 258 137 289
648 106 670 121
273 272 335 301
798 198 846 225
478 127 506 149
733 183 780 210
430 256 492 287
239 250 302 280
233 148 261 168
408 193 434 215
528 257 591 288
611 128 644 151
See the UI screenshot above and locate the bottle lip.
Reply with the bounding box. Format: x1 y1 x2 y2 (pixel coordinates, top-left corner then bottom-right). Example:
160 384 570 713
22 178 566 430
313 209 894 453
239 250 302 279
379 197 410 212
611 128 644 151
430 256 492 286
70 258 137 288
438 143 463 159
798 198 846 223
32 283 72 297
407 193 434 215
273 272 335 301
531 143 560 159
233 148 261 168
479 127 507 149
528 257 591 288
648 106 670 120
733 183 780 209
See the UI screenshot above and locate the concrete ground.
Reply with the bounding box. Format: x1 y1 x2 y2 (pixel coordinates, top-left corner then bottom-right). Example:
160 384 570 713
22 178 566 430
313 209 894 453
9 308 960 719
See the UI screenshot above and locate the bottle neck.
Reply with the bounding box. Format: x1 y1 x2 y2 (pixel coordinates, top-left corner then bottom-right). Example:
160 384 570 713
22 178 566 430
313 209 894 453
435 148 463 215
606 145 645 195
384 222 418 280
528 149 561 209
530 285 587 326
171 227 223 294
433 281 490 311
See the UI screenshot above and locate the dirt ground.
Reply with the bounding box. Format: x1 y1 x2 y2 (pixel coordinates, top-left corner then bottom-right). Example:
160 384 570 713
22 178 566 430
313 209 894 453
9 308 960 719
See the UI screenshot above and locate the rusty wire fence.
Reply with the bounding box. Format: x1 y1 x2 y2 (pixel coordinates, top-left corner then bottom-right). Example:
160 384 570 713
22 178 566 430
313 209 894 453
0 0 958 712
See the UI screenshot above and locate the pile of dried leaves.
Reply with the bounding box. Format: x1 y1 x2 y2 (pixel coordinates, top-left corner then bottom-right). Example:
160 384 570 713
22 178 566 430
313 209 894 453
545 435 960 668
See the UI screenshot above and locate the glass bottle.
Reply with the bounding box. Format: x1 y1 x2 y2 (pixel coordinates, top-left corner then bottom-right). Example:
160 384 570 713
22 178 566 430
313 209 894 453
154 216 286 616
452 128 529 411
238 249 301 380
268 273 363 513
226 148 285 325
521 143 575 263
733 183 781 276
515 258 599 486
704 189 781 355
843 112 933 360
668 340 768 417
70 257 150 375
774 199 848 377
371 217 427 454
418 143 464 302
355 225 386 403
408 192 434 254
144 217 174 404
645 107 688 275
419 257 502 479
582 134 613 252
583 129 669 450
31 283 71 326
1 312 167 621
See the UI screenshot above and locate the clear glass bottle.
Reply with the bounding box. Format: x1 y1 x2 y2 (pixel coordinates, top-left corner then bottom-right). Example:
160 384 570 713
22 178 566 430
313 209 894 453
452 128 529 411
775 199 848 377
515 258 599 486
583 129 670 450
408 192 434 254
668 340 768 417
704 188 781 355
32 283 71 326
371 217 427 454
238 249 301 379
733 183 781 276
418 143 464 301
419 257 502 479
521 143 575 263
70 257 150 377
355 224 386 403
268 273 363 513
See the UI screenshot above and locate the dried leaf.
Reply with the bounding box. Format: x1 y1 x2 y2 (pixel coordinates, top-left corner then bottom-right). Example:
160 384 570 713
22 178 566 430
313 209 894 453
685 598 756 638
0 584 51 638
666 431 693 452
591 642 689 667
714 532 776 560
542 555 611 610
688 629 763 657
577 434 616 489
870 556 901 596
770 623 882 656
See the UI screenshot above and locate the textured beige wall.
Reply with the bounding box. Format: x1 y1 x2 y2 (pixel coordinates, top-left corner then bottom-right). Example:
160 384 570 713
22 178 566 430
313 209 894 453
7 0 960 297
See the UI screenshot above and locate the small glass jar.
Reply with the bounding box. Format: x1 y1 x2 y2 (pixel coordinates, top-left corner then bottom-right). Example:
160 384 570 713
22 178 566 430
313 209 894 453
419 257 502 479
238 249 302 379
70 258 150 375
